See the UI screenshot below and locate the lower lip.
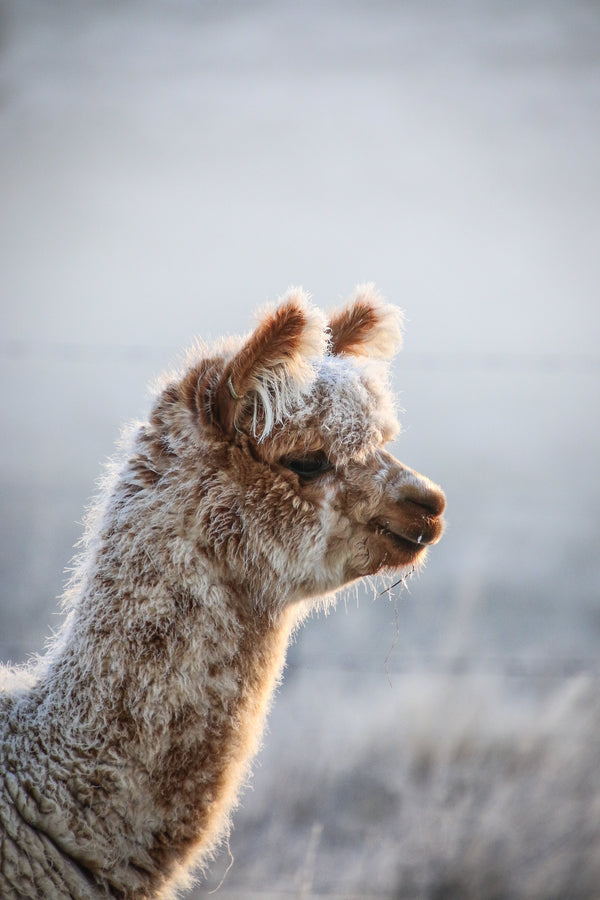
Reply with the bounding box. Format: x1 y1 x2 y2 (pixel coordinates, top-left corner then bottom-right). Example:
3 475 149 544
377 528 428 553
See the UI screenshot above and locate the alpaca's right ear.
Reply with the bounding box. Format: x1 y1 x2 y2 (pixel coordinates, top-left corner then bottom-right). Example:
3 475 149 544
206 289 327 439
328 284 404 359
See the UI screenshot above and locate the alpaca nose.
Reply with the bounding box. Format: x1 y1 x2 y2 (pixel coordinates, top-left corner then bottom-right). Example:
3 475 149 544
406 483 446 518
401 482 446 547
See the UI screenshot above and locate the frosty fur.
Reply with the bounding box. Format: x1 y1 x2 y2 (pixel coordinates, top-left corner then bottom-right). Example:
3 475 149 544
0 285 445 899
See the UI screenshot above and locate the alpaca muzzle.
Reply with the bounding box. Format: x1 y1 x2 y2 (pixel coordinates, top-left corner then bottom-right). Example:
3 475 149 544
370 476 446 562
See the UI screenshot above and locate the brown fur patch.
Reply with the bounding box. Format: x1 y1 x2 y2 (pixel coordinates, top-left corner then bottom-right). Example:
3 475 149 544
328 301 381 357
226 303 308 400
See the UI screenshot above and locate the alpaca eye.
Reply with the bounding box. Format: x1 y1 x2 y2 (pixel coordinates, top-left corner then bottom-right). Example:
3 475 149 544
282 454 332 481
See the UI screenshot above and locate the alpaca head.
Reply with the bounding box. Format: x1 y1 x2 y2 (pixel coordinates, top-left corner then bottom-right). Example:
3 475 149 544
144 286 445 609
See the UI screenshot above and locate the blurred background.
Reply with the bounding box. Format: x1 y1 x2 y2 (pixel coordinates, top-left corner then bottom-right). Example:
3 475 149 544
1 1 599 897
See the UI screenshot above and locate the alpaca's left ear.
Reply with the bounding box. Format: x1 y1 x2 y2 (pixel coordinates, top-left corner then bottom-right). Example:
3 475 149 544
328 284 404 358
208 289 328 439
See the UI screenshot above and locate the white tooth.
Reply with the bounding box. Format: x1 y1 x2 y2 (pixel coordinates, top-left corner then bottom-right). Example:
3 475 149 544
417 533 423 544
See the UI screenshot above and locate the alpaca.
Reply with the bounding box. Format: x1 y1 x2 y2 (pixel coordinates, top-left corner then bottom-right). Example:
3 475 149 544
0 285 445 899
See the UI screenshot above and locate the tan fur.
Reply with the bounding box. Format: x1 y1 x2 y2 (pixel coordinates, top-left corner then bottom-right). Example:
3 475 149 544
211 288 328 440
328 283 404 358
0 287 445 898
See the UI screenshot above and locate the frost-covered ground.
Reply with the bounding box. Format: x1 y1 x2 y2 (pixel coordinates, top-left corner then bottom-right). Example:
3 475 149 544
1 1 599 897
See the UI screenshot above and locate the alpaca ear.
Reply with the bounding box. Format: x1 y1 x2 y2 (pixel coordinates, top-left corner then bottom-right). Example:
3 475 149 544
209 288 328 439
328 284 404 358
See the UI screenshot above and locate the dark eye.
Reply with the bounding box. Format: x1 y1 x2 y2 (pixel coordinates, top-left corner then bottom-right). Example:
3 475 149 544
282 453 332 481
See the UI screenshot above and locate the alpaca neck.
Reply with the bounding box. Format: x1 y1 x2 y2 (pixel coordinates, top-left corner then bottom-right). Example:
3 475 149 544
135 593 299 885
19 581 300 897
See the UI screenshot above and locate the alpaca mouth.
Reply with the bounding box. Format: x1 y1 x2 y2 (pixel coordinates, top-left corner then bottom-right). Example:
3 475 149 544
371 517 442 557
374 525 427 554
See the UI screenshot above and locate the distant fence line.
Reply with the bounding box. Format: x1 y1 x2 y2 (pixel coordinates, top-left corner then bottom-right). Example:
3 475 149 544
2 637 598 680
290 657 600 680
1 339 599 373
